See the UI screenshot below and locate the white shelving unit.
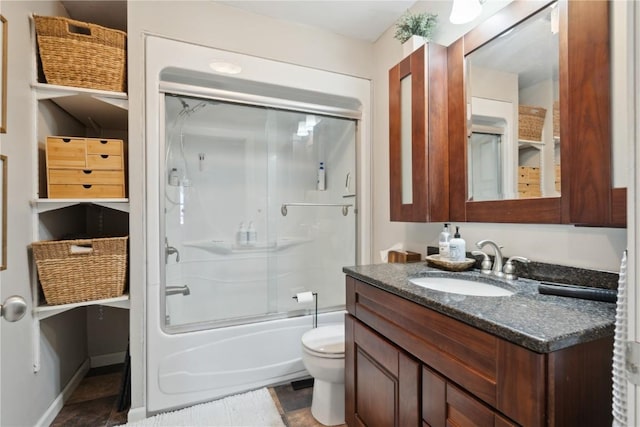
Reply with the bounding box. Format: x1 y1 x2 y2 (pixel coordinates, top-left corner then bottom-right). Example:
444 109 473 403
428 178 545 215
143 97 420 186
29 79 130 371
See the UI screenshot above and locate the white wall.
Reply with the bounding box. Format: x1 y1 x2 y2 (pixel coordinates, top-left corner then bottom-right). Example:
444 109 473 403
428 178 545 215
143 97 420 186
371 1 626 271
1 2 90 426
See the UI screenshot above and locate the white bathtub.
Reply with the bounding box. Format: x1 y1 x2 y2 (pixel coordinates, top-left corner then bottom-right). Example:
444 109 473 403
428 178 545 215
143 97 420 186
146 287 344 414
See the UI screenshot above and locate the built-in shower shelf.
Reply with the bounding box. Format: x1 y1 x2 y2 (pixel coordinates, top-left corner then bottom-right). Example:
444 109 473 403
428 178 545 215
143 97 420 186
34 294 130 320
184 238 311 254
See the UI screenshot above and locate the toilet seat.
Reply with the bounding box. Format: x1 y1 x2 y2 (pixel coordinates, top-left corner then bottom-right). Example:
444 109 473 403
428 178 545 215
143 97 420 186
302 324 345 359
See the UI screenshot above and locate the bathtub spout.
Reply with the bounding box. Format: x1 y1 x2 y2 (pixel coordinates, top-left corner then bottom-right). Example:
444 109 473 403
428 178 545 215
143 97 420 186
166 285 190 296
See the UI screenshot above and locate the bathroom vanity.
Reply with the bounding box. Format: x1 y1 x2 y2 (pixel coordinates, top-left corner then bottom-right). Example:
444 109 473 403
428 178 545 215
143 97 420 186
343 264 615 426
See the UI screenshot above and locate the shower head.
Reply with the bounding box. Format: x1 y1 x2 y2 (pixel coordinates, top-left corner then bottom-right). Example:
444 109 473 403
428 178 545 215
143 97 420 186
175 97 207 117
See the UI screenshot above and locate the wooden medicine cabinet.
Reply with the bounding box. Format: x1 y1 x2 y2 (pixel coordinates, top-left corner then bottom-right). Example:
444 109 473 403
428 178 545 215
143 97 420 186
389 43 448 222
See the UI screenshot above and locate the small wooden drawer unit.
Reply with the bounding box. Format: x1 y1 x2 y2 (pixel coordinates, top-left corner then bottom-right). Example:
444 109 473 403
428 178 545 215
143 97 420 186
46 137 125 198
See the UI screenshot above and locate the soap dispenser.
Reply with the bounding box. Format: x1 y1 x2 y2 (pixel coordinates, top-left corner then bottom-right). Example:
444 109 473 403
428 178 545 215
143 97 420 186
449 226 466 262
438 223 451 259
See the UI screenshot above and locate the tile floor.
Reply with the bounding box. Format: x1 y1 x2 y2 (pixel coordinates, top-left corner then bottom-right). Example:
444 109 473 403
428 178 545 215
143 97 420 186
51 365 347 426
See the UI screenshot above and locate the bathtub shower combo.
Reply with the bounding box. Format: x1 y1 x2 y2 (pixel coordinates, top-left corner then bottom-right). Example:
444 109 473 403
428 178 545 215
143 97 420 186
145 36 371 413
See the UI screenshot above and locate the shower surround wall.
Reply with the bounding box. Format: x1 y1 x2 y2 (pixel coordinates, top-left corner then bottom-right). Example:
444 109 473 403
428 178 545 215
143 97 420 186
143 36 372 414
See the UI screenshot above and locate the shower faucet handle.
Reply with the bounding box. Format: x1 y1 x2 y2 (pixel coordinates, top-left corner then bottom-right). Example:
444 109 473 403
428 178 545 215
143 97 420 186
165 237 180 263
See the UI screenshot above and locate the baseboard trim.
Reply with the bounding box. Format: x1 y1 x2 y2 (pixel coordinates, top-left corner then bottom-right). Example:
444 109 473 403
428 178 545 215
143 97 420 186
35 359 91 427
90 351 127 368
127 405 147 422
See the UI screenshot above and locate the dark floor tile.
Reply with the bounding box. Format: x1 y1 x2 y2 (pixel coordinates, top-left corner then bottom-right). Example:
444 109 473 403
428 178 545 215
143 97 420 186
50 395 115 427
106 402 129 427
86 364 125 378
285 407 347 427
66 372 123 404
274 382 314 413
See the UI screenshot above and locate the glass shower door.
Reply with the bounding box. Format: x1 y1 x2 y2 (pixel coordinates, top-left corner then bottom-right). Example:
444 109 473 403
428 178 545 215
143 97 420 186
162 94 356 332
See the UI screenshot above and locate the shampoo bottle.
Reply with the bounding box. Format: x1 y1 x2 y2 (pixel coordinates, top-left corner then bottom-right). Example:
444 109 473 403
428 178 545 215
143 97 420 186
237 222 248 246
247 221 257 246
449 226 466 262
168 168 179 186
438 223 451 259
317 162 326 191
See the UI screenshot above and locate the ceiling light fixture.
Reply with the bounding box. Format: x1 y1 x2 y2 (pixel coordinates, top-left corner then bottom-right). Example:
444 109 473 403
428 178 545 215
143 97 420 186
209 61 242 75
449 0 483 25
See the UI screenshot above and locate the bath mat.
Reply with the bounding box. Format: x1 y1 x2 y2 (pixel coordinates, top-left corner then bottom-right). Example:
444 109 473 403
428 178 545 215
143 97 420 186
121 388 285 426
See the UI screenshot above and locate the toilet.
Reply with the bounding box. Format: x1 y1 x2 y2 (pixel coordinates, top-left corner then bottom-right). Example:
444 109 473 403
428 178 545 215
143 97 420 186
301 323 345 426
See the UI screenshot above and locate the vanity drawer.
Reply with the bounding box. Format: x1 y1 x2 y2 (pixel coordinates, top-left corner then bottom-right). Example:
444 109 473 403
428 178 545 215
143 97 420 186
46 137 87 168
48 169 124 185
49 184 125 199
87 154 123 170
86 138 123 155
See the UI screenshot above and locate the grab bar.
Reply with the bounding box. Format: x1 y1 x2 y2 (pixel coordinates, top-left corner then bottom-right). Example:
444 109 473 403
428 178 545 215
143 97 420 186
281 203 353 217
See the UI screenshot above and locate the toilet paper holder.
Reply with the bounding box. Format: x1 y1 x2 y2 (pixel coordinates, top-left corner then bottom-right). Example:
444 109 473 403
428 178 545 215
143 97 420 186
293 292 318 328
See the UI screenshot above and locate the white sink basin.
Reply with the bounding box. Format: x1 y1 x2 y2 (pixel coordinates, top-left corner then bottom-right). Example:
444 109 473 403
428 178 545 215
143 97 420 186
409 276 514 297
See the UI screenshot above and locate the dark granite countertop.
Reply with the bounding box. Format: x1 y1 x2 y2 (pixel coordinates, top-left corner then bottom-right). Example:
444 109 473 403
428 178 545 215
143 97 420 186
343 263 616 353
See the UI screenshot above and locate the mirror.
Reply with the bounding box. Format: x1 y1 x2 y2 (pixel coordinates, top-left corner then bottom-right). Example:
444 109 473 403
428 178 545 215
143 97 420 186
401 74 413 204
448 0 613 225
466 3 559 201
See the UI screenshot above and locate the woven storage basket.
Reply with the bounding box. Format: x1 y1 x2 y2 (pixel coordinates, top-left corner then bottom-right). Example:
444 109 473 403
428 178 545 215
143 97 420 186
553 101 560 138
32 236 128 305
519 105 547 141
33 15 126 92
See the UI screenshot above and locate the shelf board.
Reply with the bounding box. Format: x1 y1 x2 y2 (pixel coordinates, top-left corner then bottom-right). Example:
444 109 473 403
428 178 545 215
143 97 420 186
518 139 545 150
33 83 128 130
32 198 129 213
35 294 130 320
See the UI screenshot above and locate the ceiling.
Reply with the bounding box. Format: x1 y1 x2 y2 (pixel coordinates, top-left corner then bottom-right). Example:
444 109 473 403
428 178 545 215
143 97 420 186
61 0 423 42
216 1 417 42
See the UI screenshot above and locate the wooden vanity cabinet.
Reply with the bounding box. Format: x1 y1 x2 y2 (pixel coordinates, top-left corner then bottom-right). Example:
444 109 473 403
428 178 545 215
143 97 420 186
389 43 448 222
345 276 613 426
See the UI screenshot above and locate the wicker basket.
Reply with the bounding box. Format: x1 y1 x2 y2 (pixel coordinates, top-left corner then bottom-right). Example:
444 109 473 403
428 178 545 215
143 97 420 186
32 236 128 305
519 105 547 141
33 15 126 92
553 101 560 138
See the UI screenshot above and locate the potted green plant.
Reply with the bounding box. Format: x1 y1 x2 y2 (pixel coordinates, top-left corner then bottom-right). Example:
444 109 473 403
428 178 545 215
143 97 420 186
394 10 438 56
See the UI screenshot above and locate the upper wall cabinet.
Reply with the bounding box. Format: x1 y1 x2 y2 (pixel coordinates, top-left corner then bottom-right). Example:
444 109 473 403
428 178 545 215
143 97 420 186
448 0 623 226
389 44 448 222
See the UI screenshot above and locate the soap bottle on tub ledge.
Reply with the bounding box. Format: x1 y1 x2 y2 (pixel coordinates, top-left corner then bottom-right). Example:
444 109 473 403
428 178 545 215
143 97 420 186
448 226 466 262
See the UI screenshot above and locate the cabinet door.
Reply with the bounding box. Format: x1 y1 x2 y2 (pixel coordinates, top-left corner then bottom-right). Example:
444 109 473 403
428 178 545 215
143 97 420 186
423 366 517 427
389 44 448 222
346 315 420 427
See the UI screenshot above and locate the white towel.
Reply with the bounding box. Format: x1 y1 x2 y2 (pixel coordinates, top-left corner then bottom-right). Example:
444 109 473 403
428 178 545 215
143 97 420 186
611 250 628 427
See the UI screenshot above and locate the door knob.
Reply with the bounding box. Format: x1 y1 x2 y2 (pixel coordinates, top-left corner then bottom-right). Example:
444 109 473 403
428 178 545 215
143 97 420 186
1 295 27 322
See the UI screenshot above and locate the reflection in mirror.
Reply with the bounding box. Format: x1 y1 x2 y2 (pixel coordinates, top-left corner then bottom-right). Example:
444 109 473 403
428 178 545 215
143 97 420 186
400 74 412 204
466 2 559 201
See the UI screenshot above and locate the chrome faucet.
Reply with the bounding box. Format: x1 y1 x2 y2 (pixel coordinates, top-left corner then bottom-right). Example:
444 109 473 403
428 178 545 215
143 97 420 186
503 256 530 280
471 250 492 274
475 239 504 277
165 237 180 263
166 285 190 296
